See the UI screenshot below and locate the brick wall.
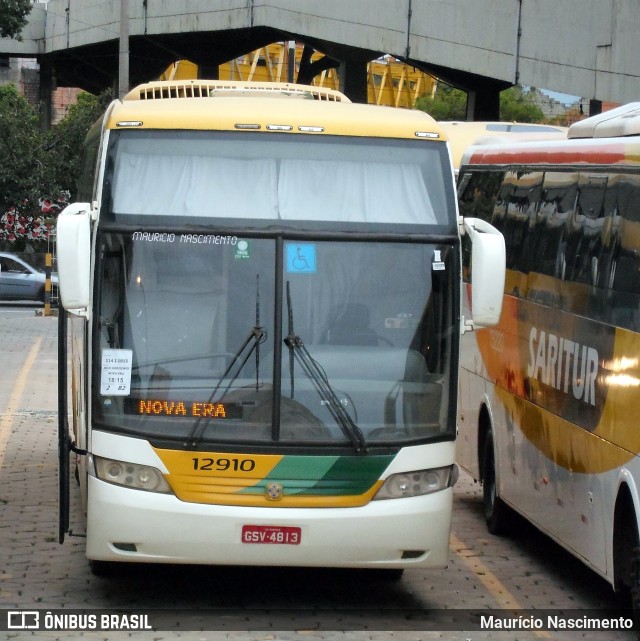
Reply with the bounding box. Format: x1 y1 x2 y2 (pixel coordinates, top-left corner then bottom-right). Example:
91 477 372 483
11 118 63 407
50 86 82 124
18 67 39 105
1 58 82 125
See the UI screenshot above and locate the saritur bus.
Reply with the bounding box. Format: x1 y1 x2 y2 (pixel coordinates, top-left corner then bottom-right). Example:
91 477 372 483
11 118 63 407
456 102 640 608
56 80 504 575
437 120 567 173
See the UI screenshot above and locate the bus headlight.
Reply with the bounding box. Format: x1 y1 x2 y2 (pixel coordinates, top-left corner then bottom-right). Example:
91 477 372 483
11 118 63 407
92 456 172 494
373 465 458 500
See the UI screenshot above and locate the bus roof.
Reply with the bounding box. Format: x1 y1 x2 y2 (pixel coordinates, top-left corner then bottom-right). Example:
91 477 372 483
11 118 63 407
438 121 567 170
568 102 640 138
459 104 640 169
459 135 640 169
105 80 447 141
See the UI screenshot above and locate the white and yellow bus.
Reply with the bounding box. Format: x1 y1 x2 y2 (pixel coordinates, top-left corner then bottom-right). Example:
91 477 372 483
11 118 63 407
56 80 504 574
438 120 567 173
456 102 640 607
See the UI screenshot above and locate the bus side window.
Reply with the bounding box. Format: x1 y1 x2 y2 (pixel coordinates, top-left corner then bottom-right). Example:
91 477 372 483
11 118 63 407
505 171 542 276
608 174 640 331
526 171 578 308
564 174 608 288
531 172 578 280
458 170 504 223
459 170 505 281
77 119 102 203
594 175 621 292
489 173 512 232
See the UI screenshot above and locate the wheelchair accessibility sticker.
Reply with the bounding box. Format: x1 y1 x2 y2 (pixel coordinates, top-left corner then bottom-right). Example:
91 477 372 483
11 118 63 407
286 243 317 273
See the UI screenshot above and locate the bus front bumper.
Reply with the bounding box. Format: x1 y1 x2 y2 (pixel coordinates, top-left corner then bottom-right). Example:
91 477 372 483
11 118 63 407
86 476 453 569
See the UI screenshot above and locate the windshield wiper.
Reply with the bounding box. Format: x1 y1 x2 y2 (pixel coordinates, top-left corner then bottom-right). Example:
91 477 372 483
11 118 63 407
284 282 366 454
186 275 266 448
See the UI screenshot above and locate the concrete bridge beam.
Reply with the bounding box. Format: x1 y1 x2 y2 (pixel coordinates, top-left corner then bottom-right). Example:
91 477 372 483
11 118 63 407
4 0 640 120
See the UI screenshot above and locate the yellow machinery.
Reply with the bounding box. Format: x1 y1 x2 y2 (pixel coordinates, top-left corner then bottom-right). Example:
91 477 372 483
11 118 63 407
159 43 436 109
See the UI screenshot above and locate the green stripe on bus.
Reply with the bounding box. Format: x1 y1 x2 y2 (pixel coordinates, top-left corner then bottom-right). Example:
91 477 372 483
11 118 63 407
240 453 394 496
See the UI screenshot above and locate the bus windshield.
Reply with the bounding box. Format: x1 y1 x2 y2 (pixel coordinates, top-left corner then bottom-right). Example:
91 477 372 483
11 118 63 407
103 130 454 228
93 233 456 448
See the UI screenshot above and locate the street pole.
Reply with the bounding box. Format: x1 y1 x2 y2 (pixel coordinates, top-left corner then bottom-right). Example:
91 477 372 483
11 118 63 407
287 40 295 84
119 0 130 99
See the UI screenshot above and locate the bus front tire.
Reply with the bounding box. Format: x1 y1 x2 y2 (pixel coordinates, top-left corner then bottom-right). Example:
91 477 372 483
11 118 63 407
482 430 511 536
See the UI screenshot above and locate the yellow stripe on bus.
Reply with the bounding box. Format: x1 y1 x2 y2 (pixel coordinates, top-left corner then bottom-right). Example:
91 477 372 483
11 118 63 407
476 290 640 474
153 447 385 507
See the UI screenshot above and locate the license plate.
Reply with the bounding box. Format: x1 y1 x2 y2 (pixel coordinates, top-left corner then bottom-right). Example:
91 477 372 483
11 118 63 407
241 525 301 545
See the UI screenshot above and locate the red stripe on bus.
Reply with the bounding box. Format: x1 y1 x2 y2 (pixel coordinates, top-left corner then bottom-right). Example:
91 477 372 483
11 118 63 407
467 144 629 166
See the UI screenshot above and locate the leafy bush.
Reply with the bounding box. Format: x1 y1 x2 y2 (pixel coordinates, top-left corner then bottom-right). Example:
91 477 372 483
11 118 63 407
0 85 111 250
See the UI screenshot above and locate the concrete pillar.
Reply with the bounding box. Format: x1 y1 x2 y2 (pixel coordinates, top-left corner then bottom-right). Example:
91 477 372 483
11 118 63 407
339 59 368 104
467 87 501 121
118 0 129 99
38 56 53 131
287 40 295 83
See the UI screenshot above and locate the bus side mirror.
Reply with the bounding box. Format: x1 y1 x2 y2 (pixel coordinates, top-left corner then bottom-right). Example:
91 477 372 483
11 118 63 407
57 203 92 312
462 217 505 330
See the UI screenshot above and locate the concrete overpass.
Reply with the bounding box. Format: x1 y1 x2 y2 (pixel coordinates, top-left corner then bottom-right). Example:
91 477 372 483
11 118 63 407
3 0 639 121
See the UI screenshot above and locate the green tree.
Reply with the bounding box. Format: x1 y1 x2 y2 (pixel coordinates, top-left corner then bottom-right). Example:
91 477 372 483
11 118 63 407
416 83 547 123
0 86 111 250
415 84 467 120
0 84 56 210
0 86 111 210
0 0 32 40
499 86 544 122
0 85 59 250
46 90 112 200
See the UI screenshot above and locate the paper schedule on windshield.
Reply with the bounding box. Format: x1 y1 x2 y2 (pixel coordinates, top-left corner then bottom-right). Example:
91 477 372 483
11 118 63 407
100 348 133 396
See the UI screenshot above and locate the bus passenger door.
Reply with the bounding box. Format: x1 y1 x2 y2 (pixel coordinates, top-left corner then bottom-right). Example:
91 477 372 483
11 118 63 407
58 311 71 543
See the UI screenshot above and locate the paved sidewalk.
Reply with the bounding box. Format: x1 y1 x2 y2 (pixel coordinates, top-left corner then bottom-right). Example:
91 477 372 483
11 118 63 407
0 312 636 641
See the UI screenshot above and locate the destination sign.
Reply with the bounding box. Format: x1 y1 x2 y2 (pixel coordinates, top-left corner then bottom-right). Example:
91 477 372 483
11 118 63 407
132 399 243 419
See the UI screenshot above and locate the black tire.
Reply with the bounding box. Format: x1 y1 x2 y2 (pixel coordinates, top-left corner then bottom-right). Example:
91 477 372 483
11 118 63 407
482 429 511 535
631 544 640 615
614 499 640 615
